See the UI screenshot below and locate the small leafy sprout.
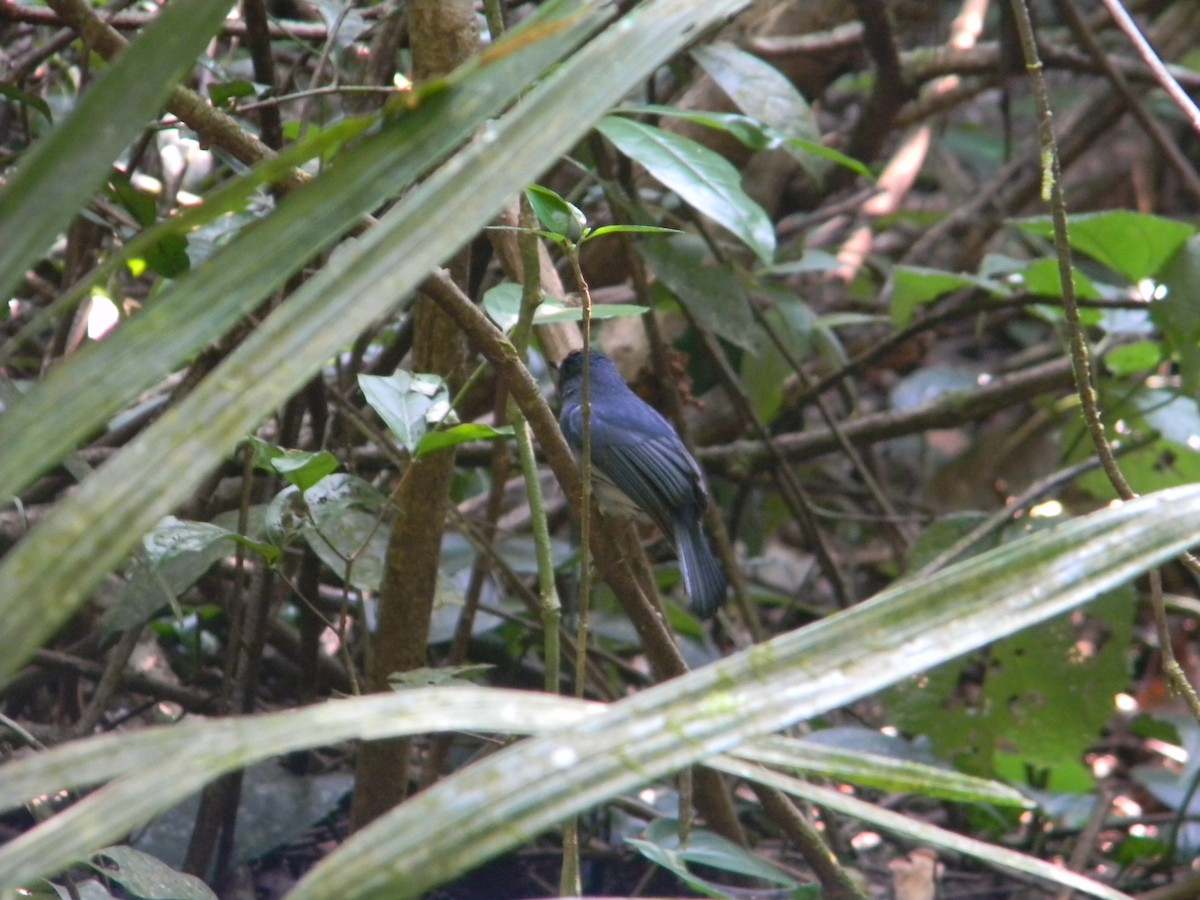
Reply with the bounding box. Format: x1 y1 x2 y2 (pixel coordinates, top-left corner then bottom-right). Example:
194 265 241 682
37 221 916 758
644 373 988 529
358 371 512 458
520 184 680 249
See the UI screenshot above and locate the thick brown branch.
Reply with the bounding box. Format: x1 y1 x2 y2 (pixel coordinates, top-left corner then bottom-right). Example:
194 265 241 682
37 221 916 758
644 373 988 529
702 357 1075 470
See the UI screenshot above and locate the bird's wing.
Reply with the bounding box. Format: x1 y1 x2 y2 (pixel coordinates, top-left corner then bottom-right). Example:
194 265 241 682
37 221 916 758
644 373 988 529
591 433 705 535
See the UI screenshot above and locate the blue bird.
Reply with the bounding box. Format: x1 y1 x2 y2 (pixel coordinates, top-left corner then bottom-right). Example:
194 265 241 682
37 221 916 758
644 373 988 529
557 349 726 618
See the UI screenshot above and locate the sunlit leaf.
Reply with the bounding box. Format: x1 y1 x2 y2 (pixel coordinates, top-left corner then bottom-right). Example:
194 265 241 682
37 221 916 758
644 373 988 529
1013 211 1195 283
417 423 514 457
359 372 451 454
525 184 584 240
598 115 775 264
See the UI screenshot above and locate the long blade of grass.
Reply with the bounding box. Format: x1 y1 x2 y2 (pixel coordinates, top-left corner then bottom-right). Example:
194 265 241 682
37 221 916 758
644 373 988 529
286 486 1200 900
2 489 1196 894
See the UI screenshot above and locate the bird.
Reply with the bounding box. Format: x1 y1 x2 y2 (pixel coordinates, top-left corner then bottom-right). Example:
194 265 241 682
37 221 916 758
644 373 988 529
557 349 726 618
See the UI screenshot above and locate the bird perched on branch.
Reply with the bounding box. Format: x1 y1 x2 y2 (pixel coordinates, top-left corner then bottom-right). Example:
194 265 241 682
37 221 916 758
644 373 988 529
557 349 726 618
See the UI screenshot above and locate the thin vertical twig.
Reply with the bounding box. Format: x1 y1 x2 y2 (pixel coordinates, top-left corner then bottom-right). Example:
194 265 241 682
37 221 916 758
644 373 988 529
1096 0 1200 132
1059 0 1200 204
1008 0 1200 724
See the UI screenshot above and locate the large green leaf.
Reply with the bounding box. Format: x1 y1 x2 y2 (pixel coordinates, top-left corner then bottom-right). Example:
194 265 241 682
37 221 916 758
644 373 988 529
1013 210 1195 283
890 264 1010 326
638 233 758 349
887 584 1135 790
0 0 235 301
358 371 451 455
0 690 602 888
730 733 1032 808
598 115 775 263
1 487 1196 897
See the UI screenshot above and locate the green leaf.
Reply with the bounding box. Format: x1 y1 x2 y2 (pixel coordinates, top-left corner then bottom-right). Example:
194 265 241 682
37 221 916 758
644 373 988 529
89 846 215 900
906 512 992 571
621 102 871 179
358 372 451 455
692 42 819 142
416 423 514 457
1137 389 1200 448
620 103 776 150
0 0 235 302
481 282 526 331
534 301 648 323
1111 834 1170 866
598 115 775 264
107 173 157 227
780 136 872 178
1153 234 1200 393
1012 210 1196 283
524 184 584 240
1105 340 1163 375
638 233 757 349
734 732 1033 807
107 170 194 277
0 83 51 123
741 327 790 421
766 288 818 355
1016 257 1101 300
294 474 390 591
248 437 339 490
583 223 680 238
890 265 1008 326
302 473 389 526
629 819 801 896
140 233 191 279
102 517 238 634
388 664 495 689
482 284 646 328
690 42 872 181
270 451 339 490
304 507 388 592
887 584 1135 786
762 248 843 276
208 79 258 108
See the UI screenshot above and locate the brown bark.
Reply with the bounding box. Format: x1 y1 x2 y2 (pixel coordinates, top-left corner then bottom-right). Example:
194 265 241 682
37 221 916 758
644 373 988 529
349 0 479 831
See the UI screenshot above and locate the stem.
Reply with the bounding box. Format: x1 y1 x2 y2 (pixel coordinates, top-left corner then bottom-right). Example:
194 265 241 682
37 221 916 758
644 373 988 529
557 240 594 897
1008 0 1200 723
565 243 594 700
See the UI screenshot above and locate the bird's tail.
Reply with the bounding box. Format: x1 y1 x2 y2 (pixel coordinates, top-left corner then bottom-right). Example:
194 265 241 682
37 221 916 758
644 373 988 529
675 517 726 619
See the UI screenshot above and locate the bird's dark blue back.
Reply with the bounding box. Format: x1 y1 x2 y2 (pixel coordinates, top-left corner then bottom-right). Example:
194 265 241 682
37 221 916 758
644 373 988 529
558 350 707 535
557 349 726 618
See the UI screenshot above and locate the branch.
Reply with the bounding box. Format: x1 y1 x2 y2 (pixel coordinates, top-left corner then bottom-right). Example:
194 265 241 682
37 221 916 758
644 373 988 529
701 357 1076 469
